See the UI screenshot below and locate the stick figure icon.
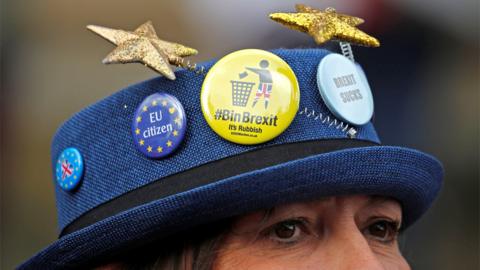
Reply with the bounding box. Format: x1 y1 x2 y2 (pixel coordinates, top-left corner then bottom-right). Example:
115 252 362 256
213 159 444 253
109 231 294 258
243 60 273 109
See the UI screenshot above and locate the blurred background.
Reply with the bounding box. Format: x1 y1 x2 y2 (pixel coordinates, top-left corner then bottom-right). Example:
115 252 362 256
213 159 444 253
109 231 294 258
1 0 478 269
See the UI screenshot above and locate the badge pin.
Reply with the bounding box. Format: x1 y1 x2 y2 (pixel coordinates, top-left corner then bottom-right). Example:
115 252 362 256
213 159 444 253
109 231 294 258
132 93 186 158
316 53 374 126
56 148 84 191
201 49 300 145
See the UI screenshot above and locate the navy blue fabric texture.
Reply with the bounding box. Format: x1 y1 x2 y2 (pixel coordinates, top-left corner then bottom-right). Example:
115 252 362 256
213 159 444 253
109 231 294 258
52 49 379 232
22 146 442 269
19 49 443 269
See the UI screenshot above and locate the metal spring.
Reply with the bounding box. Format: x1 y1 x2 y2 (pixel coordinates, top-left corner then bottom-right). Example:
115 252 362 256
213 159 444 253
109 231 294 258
298 107 357 138
339 42 355 62
177 58 206 75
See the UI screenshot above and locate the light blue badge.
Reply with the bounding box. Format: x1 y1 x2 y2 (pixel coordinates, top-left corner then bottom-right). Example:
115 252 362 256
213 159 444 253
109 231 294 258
316 53 374 126
355 63 374 117
55 147 84 191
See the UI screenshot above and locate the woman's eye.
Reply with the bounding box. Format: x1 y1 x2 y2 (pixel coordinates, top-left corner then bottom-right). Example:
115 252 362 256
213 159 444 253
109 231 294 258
266 219 306 244
364 220 400 243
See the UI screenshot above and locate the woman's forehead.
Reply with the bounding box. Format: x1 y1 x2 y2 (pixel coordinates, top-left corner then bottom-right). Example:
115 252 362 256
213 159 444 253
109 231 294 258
251 195 401 219
278 195 399 210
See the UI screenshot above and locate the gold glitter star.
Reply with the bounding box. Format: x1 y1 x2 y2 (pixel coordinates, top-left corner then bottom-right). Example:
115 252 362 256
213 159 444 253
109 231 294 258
161 100 168 107
139 139 145 146
87 21 198 80
169 107 176 114
136 116 142 123
135 128 140 135
166 140 173 147
147 146 153 152
157 146 163 153
270 5 380 47
152 100 158 106
142 105 148 112
173 130 178 136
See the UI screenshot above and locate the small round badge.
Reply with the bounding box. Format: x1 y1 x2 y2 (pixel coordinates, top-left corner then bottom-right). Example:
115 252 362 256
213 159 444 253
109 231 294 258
132 93 186 158
56 147 84 191
201 49 300 145
316 53 374 126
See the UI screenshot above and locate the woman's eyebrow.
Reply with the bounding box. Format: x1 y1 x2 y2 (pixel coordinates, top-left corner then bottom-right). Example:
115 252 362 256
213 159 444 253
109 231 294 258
260 208 275 223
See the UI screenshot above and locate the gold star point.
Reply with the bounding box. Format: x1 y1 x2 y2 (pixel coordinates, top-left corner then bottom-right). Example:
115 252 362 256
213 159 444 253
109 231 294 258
166 140 173 147
135 128 140 135
152 100 158 106
161 100 168 106
139 139 145 146
87 21 199 80
169 107 176 114
157 146 163 153
174 117 181 125
142 105 148 112
136 116 142 123
173 130 178 136
269 5 380 47
147 146 153 152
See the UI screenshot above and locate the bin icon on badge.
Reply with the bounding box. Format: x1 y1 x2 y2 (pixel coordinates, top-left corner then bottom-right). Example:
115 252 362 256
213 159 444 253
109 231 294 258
230 80 255 107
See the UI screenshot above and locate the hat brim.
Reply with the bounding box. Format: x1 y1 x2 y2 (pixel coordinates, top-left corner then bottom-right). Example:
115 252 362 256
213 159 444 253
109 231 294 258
20 145 443 269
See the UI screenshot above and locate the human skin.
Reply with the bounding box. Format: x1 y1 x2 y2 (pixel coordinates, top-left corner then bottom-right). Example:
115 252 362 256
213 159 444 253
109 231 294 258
213 195 410 270
96 195 410 270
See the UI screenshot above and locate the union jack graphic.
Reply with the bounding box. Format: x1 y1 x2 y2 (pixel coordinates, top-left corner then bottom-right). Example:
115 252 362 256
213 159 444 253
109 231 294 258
61 160 73 180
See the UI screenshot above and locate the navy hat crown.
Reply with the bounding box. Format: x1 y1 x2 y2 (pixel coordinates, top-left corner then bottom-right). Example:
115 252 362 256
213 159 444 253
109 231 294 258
52 49 379 233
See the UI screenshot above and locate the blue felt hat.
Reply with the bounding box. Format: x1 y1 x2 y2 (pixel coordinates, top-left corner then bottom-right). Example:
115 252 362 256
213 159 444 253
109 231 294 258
20 49 443 269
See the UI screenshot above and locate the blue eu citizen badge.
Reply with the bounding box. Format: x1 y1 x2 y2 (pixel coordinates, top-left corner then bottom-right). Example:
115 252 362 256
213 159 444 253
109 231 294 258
55 147 84 191
132 93 187 158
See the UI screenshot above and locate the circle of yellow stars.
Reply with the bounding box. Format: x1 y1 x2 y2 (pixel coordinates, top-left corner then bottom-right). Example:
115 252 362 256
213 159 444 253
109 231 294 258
135 97 183 154
56 149 83 190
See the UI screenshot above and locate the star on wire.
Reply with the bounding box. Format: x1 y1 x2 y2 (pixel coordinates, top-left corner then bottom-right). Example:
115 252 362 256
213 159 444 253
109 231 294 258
87 21 198 80
270 4 380 47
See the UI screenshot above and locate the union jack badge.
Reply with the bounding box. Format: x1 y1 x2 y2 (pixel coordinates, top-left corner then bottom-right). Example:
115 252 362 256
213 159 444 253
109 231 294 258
55 147 84 191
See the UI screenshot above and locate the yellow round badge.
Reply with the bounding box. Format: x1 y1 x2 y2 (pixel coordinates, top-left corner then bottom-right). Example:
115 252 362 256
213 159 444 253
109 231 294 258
201 49 300 145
